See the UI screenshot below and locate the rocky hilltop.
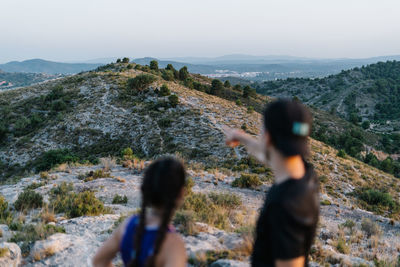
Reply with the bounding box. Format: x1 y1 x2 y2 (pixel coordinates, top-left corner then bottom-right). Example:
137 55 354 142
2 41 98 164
0 62 399 266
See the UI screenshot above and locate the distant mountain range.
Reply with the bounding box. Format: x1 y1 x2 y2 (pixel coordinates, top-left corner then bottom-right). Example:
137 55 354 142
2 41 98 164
2 54 400 80
0 59 102 74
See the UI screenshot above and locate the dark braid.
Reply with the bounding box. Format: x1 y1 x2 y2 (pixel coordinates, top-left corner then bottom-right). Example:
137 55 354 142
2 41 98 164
127 157 186 267
128 200 147 267
145 200 175 267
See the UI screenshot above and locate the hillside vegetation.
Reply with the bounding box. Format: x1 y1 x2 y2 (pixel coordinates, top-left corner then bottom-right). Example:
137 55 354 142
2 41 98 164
255 61 400 177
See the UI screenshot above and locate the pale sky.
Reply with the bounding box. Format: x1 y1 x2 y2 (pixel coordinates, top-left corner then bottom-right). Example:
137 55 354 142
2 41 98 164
1 0 400 63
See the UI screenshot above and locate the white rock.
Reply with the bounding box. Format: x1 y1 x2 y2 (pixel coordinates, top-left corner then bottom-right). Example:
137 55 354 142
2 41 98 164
0 242 21 267
210 259 250 267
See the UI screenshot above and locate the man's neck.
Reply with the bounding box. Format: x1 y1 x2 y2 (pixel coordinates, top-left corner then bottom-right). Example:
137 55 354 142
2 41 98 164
274 155 306 184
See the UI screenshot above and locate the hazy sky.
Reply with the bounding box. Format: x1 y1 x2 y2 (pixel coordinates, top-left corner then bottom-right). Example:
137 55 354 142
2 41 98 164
1 0 400 63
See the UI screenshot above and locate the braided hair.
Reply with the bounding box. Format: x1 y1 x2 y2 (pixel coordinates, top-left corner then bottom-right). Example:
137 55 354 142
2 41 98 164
128 157 186 267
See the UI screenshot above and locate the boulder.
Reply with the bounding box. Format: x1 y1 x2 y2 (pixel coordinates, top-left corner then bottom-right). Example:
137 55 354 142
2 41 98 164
0 242 21 267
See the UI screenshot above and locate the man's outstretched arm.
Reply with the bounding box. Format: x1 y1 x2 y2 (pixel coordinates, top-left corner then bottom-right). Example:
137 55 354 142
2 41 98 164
223 126 267 164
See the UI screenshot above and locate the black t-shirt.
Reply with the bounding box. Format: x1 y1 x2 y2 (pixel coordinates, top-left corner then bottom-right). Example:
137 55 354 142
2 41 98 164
251 162 319 267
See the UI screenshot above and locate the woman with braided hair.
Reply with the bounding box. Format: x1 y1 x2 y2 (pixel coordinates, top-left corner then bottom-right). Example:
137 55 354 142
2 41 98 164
93 157 187 267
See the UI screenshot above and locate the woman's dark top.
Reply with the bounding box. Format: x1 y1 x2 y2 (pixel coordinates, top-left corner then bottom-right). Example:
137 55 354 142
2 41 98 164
251 162 319 267
120 215 174 267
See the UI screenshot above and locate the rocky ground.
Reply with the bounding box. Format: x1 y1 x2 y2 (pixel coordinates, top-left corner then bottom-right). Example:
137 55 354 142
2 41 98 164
0 162 399 266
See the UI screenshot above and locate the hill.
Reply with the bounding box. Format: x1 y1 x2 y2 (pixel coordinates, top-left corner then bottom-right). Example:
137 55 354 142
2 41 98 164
0 62 399 266
0 70 60 89
256 61 400 128
0 59 102 74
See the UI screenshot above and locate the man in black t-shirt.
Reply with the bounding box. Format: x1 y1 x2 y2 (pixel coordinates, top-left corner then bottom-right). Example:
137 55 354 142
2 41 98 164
224 99 319 267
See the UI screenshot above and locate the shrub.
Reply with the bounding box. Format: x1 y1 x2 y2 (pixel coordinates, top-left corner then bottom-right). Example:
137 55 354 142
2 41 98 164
180 191 242 230
0 196 9 221
121 147 134 158
158 118 172 128
51 187 107 218
0 123 8 143
208 192 242 208
51 99 67 112
49 182 73 198
25 182 46 190
100 157 116 172
210 79 224 95
224 80 231 88
232 174 262 189
243 85 256 98
159 84 171 96
178 66 189 80
341 219 356 233
149 60 159 71
168 95 179 107
236 99 242 106
320 199 331 206
112 194 128 204
122 57 129 63
335 238 350 254
127 74 156 91
361 218 382 237
14 190 43 211
337 149 346 158
358 189 394 207
161 70 175 81
174 210 199 235
9 223 65 254
82 169 111 182
34 149 79 172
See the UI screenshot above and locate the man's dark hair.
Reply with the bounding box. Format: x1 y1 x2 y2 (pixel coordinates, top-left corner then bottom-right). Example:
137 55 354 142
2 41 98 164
263 99 312 158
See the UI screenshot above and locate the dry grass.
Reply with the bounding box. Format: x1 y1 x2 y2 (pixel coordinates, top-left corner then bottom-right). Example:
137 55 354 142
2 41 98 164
32 245 56 261
0 247 8 258
100 157 116 172
40 206 57 224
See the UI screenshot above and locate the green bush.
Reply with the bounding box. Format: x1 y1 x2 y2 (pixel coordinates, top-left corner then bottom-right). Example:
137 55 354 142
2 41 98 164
361 218 382 237
320 199 331 206
336 238 350 254
180 191 242 230
355 188 400 217
112 194 128 204
9 223 65 254
50 186 107 218
49 182 74 198
127 74 156 91
174 210 198 236
358 188 395 207
149 60 159 71
14 190 43 211
51 99 67 111
208 193 242 208
161 70 175 81
83 169 111 182
34 149 79 172
168 95 179 107
232 174 262 189
0 195 9 220
337 149 346 158
159 84 171 96
178 66 189 80
121 147 134 158
122 57 130 63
